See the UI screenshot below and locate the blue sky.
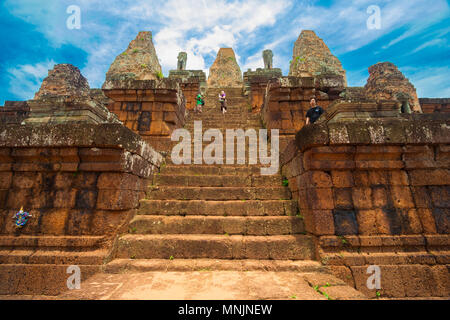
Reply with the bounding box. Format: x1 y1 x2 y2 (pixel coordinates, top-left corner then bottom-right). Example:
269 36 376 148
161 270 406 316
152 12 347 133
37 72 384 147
1 0 449 105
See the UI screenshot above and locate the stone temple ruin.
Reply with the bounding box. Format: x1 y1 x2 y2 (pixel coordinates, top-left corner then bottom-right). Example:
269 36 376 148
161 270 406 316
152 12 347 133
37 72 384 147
0 29 448 299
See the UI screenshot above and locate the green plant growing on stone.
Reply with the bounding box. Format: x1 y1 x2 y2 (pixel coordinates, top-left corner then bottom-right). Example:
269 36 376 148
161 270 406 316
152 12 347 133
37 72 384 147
376 291 381 298
156 71 164 79
282 178 289 187
313 285 333 300
338 235 348 245
141 63 147 69
122 52 128 56
130 255 136 259
169 255 174 260
129 227 137 234
290 295 297 299
133 49 139 53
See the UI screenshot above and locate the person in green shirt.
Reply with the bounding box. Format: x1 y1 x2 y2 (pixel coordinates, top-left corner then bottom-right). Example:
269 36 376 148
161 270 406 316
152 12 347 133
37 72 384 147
195 92 204 113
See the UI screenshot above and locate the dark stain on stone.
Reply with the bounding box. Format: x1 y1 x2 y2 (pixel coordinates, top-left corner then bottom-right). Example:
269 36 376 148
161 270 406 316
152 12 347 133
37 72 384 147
75 189 98 209
138 111 152 132
333 210 359 235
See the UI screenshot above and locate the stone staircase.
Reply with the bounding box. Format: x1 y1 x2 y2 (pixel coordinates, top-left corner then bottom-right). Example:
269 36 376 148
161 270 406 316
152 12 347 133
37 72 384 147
53 87 367 300
105 87 320 272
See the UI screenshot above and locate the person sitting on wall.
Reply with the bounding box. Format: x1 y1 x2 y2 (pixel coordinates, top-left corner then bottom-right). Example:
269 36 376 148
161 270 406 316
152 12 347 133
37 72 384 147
305 98 324 125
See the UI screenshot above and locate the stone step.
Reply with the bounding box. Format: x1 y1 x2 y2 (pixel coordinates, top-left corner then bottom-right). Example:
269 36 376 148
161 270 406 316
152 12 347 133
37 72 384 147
138 199 298 216
0 248 110 265
184 120 261 126
128 215 305 235
184 125 264 131
201 100 248 105
187 112 258 117
184 120 262 125
146 186 291 200
116 234 315 260
154 174 283 187
0 264 101 296
0 235 105 249
160 165 264 175
104 259 327 273
186 117 259 123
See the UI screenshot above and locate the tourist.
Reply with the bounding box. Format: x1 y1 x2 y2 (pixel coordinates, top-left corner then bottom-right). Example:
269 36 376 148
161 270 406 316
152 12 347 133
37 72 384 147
219 91 227 114
305 98 324 125
195 92 204 113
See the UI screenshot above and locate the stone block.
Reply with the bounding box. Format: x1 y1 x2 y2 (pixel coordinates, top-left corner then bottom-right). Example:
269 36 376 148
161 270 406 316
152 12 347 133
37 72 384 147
303 171 332 188
40 209 70 235
356 209 380 235
416 208 437 234
97 189 140 210
367 170 389 186
11 172 43 189
303 209 335 236
333 210 359 235
306 188 334 210
429 186 450 208
75 189 98 209
353 171 370 186
351 265 406 298
352 187 372 209
408 169 450 186
54 189 77 208
65 209 94 235
333 188 353 210
432 208 449 234
331 171 354 188
0 172 12 189
371 186 389 208
411 186 432 208
91 210 134 236
390 186 415 208
97 173 142 191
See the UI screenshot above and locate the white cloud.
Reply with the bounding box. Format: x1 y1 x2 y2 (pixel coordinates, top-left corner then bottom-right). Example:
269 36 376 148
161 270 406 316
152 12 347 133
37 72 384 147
411 38 447 53
403 66 450 98
3 0 449 99
6 60 56 100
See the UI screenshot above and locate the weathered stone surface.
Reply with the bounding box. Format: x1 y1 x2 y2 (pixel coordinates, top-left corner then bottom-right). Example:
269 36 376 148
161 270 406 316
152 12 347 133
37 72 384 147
177 52 187 71
34 64 90 99
365 62 421 113
207 48 243 88
102 79 186 150
339 87 368 102
289 30 347 86
420 98 450 113
105 31 162 82
0 102 30 124
263 49 273 69
26 64 120 124
0 123 163 165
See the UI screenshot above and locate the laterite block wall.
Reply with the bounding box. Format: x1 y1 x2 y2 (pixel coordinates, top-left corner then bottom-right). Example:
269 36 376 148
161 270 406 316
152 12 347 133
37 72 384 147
0 123 162 295
281 115 450 298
